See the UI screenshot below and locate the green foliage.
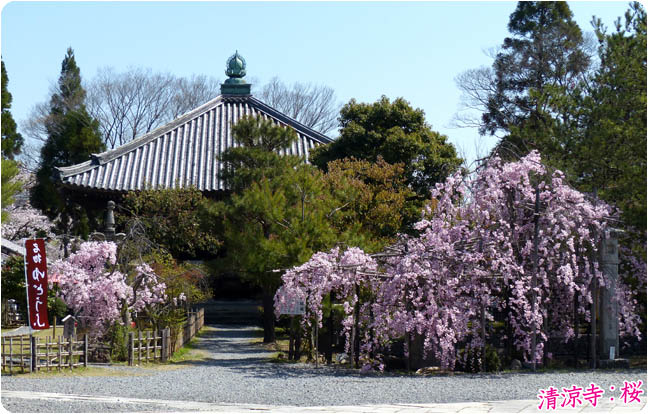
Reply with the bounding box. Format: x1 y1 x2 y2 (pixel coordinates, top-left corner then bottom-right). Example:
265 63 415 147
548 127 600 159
1 255 68 326
220 115 301 193
147 250 212 306
577 2 647 232
1 60 24 159
106 323 129 361
485 1 590 159
1 255 27 319
216 115 337 286
310 96 462 197
477 1 645 234
323 157 416 252
210 115 340 342
30 48 105 238
457 344 501 373
1 158 22 222
119 187 221 259
47 287 68 323
217 164 338 290
125 249 210 336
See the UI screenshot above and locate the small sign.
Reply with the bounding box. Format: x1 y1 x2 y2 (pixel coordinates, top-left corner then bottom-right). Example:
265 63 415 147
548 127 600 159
609 346 615 360
278 298 305 315
24 239 49 330
62 315 77 339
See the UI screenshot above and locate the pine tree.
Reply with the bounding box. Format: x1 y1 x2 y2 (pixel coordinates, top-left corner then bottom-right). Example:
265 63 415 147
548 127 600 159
578 3 647 232
1 60 24 159
1 158 22 222
1 60 24 223
484 2 590 159
30 48 105 238
212 115 337 342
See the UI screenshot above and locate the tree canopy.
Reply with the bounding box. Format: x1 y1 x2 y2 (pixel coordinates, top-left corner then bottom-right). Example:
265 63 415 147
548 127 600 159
310 96 462 198
118 187 222 260
30 48 105 238
276 151 645 371
1 158 21 222
210 115 337 342
455 1 646 234
1 60 24 159
322 157 416 251
1 60 24 223
575 2 647 232
485 1 591 158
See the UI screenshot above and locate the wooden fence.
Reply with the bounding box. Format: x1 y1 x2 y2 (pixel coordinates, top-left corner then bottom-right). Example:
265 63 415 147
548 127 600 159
170 308 204 354
128 308 204 366
128 329 169 366
1 308 205 371
2 334 88 373
1 335 31 373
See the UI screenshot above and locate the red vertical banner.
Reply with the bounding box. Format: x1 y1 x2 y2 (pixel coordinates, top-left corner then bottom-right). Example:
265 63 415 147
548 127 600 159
24 239 50 330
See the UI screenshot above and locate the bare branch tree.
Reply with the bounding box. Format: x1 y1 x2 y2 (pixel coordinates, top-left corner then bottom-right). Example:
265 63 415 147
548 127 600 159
451 66 499 131
168 74 221 119
25 69 338 155
86 68 220 149
258 77 340 135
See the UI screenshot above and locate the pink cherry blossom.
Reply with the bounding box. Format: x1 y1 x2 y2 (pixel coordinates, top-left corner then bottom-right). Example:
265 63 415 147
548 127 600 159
275 151 645 370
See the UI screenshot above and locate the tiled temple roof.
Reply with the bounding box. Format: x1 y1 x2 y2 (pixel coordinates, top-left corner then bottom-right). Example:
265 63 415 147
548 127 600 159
56 94 332 193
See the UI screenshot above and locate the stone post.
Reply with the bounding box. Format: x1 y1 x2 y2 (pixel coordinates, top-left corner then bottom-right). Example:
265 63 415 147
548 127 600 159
104 200 116 240
599 228 621 360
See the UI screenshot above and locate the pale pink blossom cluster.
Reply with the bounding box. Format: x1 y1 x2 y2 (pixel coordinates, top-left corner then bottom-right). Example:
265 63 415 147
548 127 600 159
275 151 645 370
50 241 168 338
50 242 128 337
173 292 187 306
131 263 167 313
1 204 54 241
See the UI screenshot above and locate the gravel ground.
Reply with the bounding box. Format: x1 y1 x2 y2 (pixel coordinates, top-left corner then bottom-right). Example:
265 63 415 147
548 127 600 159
2 325 646 412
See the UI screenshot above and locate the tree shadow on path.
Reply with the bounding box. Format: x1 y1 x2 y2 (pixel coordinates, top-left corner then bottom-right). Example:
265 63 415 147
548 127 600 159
178 324 371 380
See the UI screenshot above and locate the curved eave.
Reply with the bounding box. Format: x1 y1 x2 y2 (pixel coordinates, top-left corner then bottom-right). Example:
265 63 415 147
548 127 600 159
56 93 332 193
57 95 227 179
248 97 333 144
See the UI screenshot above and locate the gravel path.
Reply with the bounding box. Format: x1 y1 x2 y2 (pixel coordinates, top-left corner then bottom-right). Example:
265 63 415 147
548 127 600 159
2 324 646 412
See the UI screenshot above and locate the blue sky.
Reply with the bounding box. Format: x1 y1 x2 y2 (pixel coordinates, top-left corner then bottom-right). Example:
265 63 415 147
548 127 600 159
1 1 632 166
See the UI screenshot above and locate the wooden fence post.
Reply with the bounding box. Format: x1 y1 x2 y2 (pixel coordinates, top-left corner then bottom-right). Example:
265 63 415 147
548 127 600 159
138 330 142 365
83 335 88 367
31 336 37 372
128 332 134 366
46 336 50 371
68 338 73 370
161 329 167 362
57 336 62 372
9 337 13 373
167 327 171 360
20 336 24 373
146 331 150 363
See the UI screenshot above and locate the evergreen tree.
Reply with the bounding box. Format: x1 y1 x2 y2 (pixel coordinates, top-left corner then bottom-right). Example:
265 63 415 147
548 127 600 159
1 60 24 159
310 96 462 199
577 3 647 232
211 116 337 342
1 60 23 223
30 48 105 238
484 2 590 160
323 157 415 251
219 115 301 193
119 187 222 260
1 158 21 222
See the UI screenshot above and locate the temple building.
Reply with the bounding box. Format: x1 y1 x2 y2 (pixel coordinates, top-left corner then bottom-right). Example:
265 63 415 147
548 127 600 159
56 52 332 196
